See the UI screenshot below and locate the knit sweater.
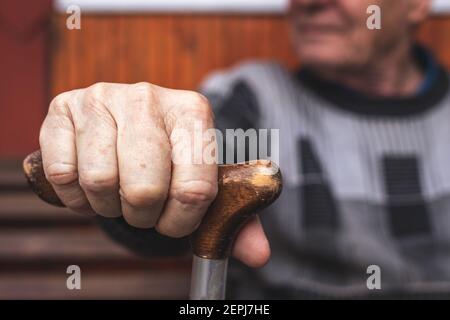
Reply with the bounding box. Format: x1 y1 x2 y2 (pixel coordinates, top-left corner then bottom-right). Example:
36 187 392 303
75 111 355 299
99 47 450 299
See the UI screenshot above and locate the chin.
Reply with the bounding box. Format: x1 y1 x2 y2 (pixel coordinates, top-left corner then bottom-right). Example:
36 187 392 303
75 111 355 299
295 44 365 71
292 32 366 71
298 49 345 69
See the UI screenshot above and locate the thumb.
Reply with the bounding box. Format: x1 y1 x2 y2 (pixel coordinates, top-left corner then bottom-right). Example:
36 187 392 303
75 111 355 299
231 215 271 268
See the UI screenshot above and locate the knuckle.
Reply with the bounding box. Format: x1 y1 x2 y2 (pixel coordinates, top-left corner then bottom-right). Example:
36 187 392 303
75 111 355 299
132 82 153 93
191 91 210 107
85 84 107 108
130 82 157 108
79 170 118 194
171 180 217 207
48 91 74 116
45 164 77 185
81 84 117 127
121 184 167 208
45 163 78 186
190 92 211 112
88 82 108 96
164 92 213 130
182 92 213 121
41 92 78 145
83 83 111 111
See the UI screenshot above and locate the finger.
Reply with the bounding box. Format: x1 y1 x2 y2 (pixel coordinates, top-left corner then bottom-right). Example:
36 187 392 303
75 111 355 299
232 215 271 268
113 83 172 228
74 87 121 218
156 90 218 237
39 92 94 215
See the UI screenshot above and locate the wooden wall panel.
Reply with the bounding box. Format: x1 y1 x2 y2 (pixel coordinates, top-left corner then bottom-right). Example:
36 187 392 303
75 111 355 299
50 14 450 98
50 14 298 95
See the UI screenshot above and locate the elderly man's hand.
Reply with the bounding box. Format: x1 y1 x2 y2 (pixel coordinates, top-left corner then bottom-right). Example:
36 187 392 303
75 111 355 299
39 82 270 267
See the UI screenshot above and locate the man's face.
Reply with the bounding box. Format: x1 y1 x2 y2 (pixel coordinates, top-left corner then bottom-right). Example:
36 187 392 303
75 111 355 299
288 0 430 70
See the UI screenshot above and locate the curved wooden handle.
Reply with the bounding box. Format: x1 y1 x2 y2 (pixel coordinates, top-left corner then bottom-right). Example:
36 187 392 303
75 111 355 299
23 150 282 260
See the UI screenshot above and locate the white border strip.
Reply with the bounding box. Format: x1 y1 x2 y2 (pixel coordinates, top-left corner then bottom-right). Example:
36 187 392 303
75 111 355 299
54 0 450 14
54 0 288 14
433 0 450 14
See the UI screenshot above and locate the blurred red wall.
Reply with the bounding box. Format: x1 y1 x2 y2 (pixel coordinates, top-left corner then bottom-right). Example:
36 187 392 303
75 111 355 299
0 1 52 157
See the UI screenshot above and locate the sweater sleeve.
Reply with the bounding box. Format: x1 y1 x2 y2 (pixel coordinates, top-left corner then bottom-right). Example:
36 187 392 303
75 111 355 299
201 78 262 164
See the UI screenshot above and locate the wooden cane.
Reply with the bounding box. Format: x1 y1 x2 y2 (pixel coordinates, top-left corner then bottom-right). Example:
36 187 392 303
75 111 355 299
23 150 282 299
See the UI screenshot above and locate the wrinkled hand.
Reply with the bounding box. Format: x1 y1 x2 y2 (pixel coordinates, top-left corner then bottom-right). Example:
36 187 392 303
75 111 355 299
40 82 270 267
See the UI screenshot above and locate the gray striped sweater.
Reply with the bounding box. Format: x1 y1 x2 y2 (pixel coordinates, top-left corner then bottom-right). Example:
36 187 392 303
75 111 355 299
99 48 450 299
199 51 450 299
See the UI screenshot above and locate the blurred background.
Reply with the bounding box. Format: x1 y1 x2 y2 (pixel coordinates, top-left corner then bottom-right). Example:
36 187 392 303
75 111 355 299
0 0 449 299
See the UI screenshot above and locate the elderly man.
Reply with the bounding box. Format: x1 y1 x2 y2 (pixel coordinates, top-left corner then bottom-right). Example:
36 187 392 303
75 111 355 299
39 0 450 299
